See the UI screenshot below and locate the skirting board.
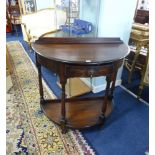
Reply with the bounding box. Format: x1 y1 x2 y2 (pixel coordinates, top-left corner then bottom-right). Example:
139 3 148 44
80 78 122 93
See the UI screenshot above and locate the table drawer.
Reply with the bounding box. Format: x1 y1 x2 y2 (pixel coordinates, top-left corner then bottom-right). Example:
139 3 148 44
66 64 113 78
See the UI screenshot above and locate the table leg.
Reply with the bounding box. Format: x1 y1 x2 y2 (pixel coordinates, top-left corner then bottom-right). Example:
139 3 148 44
60 78 67 134
36 63 44 104
100 75 111 121
110 71 117 99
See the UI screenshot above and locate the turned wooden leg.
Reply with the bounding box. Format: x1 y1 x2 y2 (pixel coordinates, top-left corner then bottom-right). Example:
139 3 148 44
109 71 117 100
60 79 67 134
100 75 111 121
128 45 141 83
28 42 33 52
36 62 44 104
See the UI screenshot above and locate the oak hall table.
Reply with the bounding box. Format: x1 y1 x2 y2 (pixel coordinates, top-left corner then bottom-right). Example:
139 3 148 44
32 37 129 133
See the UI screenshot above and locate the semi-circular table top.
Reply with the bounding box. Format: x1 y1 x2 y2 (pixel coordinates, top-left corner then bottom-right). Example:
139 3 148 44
32 37 129 65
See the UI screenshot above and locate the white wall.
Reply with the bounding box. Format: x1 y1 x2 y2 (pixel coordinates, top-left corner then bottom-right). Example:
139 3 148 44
98 0 137 43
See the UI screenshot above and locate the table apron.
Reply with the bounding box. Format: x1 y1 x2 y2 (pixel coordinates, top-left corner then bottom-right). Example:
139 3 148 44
65 64 114 78
36 53 123 79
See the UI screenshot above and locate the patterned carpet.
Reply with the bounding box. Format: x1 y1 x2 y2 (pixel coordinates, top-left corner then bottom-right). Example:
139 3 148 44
6 41 95 155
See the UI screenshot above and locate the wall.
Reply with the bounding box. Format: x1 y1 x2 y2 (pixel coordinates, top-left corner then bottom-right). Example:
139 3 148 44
81 0 137 93
98 0 137 43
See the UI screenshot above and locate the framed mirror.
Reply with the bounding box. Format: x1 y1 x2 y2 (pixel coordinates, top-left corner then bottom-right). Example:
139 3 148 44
18 0 37 14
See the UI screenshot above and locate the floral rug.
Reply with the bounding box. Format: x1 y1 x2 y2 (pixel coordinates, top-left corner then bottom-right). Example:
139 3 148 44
6 41 95 155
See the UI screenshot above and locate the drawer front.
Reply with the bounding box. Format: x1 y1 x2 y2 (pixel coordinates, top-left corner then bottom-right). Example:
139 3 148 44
66 64 114 78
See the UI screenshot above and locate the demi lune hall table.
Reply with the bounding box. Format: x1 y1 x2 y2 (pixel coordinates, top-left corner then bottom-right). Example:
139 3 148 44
32 37 129 133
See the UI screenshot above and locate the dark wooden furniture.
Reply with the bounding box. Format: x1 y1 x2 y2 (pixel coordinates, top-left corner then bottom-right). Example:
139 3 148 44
32 37 129 133
135 9 149 24
7 0 21 36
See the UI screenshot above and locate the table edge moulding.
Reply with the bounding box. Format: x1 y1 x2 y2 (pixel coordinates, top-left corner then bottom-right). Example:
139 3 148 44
32 37 129 133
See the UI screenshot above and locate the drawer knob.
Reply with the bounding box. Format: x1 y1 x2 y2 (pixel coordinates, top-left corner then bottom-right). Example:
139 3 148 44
88 69 95 75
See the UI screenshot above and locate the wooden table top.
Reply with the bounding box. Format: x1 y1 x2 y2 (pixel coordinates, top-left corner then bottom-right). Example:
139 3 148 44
32 37 129 65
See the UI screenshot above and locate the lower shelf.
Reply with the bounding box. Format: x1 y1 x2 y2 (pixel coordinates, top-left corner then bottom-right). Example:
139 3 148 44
41 98 113 129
